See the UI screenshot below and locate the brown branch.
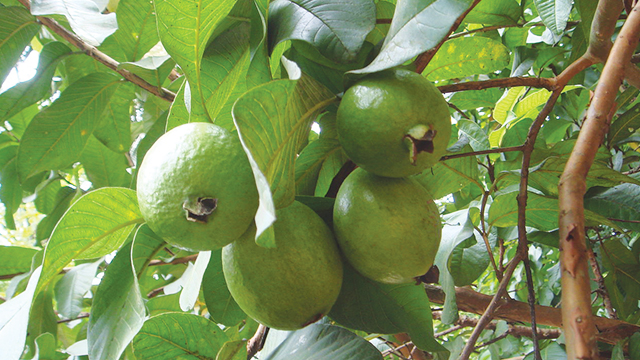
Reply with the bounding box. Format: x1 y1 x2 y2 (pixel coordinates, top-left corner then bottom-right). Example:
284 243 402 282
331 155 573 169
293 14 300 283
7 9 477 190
394 333 428 360
558 2 640 358
425 285 640 345
437 76 557 94
440 145 524 161
246 324 269 360
57 312 90 323
414 0 483 73
17 0 175 103
587 245 617 319
433 312 562 341
458 257 521 360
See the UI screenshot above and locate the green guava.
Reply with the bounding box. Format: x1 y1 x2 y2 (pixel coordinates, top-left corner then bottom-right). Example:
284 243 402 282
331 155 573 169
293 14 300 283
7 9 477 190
333 168 441 284
222 201 344 330
336 68 451 178
136 122 258 252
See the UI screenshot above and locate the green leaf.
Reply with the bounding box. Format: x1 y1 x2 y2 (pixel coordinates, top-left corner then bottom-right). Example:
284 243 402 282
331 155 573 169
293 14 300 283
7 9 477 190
154 0 238 121
166 79 190 130
233 71 335 244
31 0 118 46
493 87 526 124
457 120 490 151
489 191 558 231
31 333 66 360
88 224 165 360
630 332 640 360
329 264 446 352
412 150 479 199
133 313 230 359
423 37 511 81
353 0 474 74
98 0 159 62
35 187 144 295
464 0 521 25
35 186 76 242
217 339 247 360
609 103 640 147
449 88 503 110
26 283 58 358
0 245 38 276
54 258 102 319
16 72 121 180
0 7 40 85
93 82 135 153
534 0 572 35
268 0 375 64
295 138 343 196
0 156 22 229
448 233 491 286
178 250 210 311
585 180 640 232
118 55 175 88
202 249 246 326
147 293 182 317
513 86 581 120
263 323 384 360
0 41 71 122
0 266 41 360
80 135 132 189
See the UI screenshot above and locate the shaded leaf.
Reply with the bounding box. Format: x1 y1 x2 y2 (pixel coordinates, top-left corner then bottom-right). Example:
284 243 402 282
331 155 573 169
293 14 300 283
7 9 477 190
179 250 210 311
268 0 375 63
31 0 117 46
263 323 383 360
54 258 102 319
118 55 175 89
16 72 121 180
457 119 490 151
449 88 503 110
413 150 479 199
534 0 572 35
0 245 38 276
0 156 22 229
609 103 640 147
353 0 474 74
423 37 511 81
295 138 343 196
93 82 135 153
81 135 132 189
585 179 640 232
464 0 520 25
202 249 246 327
133 313 230 359
0 7 40 85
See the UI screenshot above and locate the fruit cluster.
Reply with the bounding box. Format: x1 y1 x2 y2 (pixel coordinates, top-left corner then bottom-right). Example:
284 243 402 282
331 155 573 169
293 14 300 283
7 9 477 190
135 67 450 331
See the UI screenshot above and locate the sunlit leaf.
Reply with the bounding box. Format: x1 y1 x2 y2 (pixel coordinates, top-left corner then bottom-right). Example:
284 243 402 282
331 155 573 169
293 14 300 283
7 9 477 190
54 258 102 319
0 7 40 85
99 0 159 62
464 0 520 25
534 0 572 35
0 245 38 276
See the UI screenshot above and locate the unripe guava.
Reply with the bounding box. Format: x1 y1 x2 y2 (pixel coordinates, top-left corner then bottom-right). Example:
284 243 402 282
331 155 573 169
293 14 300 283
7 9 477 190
336 68 451 178
333 168 441 284
136 122 258 251
222 201 344 330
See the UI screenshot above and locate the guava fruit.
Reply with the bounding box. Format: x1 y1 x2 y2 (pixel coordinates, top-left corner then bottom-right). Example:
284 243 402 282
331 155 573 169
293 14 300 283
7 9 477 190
336 68 451 178
222 201 343 330
333 168 441 284
136 122 258 251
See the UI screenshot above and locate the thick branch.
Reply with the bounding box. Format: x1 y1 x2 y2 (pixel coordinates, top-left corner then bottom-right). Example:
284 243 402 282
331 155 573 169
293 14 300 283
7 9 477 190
438 77 557 93
558 3 640 358
425 285 640 345
17 0 176 102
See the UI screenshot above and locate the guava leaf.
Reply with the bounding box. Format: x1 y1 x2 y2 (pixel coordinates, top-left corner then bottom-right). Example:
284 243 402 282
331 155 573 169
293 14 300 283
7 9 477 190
16 72 121 180
295 138 342 196
88 225 165 360
98 0 159 62
35 187 144 296
493 87 527 124
263 323 383 360
352 0 474 74
92 83 135 154
449 88 503 110
133 313 230 359
202 249 246 326
329 264 446 352
608 103 640 147
464 0 520 25
0 41 71 122
434 209 475 323
154 0 237 121
457 119 491 152
179 250 211 311
268 0 375 64
0 7 40 85
413 153 479 201
118 55 175 90
233 63 335 245
31 0 117 46
0 157 21 229
54 258 103 319
585 179 640 232
423 37 511 81
166 80 190 131
81 136 133 189
534 0 572 35
25 282 57 359
0 245 37 277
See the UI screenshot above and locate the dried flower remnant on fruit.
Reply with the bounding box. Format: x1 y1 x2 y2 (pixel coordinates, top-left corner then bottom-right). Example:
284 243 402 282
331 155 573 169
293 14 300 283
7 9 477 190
183 197 218 223
404 124 437 165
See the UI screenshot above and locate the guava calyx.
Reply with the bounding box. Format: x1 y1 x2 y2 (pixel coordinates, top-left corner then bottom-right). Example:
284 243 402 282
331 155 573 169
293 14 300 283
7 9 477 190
183 197 218 223
404 124 437 165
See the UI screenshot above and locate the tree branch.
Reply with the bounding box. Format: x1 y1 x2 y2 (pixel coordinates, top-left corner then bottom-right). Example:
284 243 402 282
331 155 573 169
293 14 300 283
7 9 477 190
440 145 524 161
246 324 269 360
558 3 640 358
17 0 176 102
437 77 558 93
425 284 640 345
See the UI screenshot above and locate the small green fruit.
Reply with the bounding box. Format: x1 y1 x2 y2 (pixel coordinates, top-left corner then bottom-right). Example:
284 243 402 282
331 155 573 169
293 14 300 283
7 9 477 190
137 122 258 251
222 201 344 330
337 68 451 178
333 168 441 284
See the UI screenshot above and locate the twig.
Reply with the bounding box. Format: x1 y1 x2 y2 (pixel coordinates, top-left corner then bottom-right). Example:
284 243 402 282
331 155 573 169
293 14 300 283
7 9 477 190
480 189 500 281
440 145 524 161
558 2 640 358
57 312 90 323
16 0 175 103
587 247 617 319
425 284 640 345
394 333 428 360
148 254 198 266
438 77 557 93
246 324 269 360
475 332 509 349
414 0 483 73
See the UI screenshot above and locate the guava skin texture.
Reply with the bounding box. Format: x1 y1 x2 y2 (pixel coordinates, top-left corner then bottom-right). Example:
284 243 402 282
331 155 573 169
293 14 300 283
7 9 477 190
222 201 344 330
336 68 451 178
136 122 258 252
333 168 442 284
